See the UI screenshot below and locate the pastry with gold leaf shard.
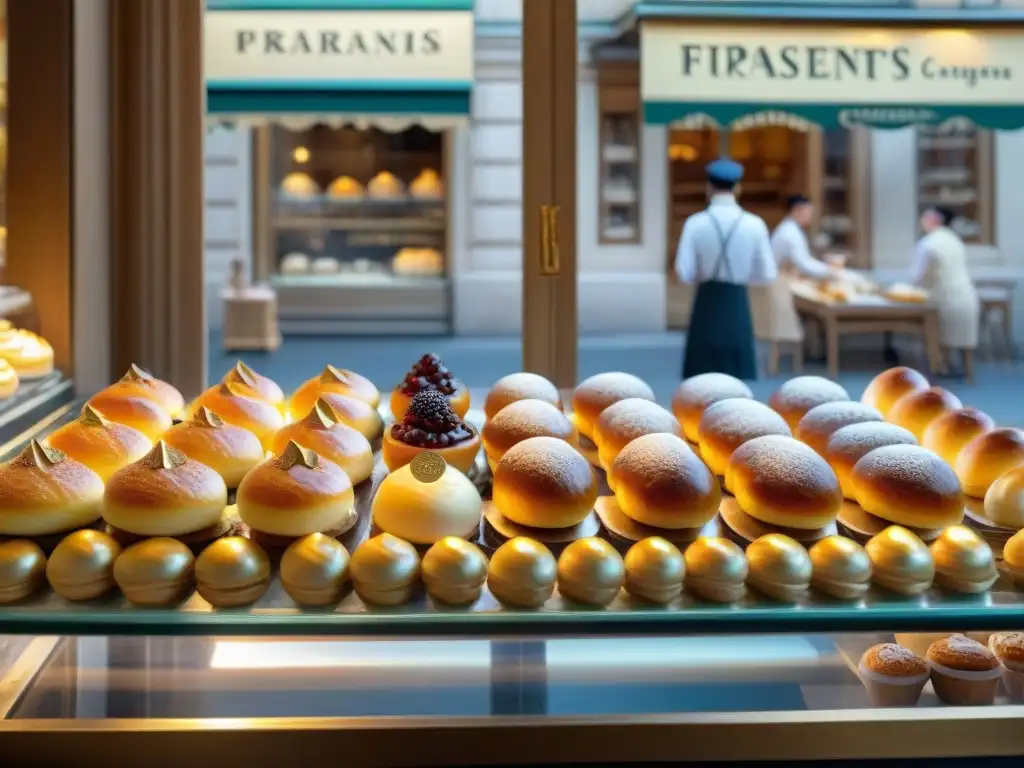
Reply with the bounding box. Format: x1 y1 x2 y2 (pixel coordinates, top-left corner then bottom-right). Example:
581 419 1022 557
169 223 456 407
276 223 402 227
187 381 285 450
98 364 185 418
270 399 373 485
222 361 285 413
289 365 381 418
164 406 264 488
47 404 153 481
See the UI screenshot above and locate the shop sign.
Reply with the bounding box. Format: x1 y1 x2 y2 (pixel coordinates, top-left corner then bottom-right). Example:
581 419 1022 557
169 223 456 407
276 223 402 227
205 10 474 84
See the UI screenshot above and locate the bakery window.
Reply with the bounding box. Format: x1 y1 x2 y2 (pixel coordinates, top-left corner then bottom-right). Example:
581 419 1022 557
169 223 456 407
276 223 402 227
815 128 871 269
916 121 994 244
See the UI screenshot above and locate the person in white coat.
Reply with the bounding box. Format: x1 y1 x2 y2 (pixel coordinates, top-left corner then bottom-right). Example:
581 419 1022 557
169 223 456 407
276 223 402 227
676 159 777 379
909 206 980 369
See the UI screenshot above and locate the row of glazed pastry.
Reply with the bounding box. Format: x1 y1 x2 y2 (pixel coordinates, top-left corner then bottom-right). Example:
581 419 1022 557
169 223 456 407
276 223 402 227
280 169 444 201
0 319 54 390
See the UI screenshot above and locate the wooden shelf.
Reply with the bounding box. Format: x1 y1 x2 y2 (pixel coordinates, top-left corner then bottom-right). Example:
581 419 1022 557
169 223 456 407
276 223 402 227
915 125 993 245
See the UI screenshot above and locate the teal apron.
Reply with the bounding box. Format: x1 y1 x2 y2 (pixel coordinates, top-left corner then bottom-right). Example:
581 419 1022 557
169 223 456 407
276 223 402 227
682 213 758 380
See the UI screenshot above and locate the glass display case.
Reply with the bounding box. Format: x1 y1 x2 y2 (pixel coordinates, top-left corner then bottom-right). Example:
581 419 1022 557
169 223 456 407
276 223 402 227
916 121 994 244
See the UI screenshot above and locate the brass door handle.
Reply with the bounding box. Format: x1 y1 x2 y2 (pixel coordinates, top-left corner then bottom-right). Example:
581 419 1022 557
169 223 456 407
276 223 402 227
539 205 561 276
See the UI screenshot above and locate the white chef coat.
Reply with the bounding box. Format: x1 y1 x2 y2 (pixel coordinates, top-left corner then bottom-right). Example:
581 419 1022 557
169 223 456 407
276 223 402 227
771 217 831 278
675 194 777 286
909 226 979 349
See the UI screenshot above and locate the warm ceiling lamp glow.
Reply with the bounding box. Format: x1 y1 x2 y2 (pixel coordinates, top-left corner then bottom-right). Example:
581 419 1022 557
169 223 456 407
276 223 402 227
292 146 310 164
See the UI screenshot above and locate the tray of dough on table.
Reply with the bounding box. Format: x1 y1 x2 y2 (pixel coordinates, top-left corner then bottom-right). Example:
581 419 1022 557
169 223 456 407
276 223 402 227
0 356 1023 638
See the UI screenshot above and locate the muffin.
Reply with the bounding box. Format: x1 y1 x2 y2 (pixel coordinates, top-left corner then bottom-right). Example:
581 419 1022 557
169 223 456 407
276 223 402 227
988 633 1024 701
163 407 264 489
671 373 753 443
926 634 1003 706
858 643 930 707
46 404 153 482
769 376 850 431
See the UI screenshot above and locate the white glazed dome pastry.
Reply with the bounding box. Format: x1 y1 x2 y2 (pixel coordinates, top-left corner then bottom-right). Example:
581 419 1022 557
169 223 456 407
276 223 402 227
280 252 311 275
410 169 444 199
279 172 319 198
367 171 404 199
0 329 54 379
326 175 364 199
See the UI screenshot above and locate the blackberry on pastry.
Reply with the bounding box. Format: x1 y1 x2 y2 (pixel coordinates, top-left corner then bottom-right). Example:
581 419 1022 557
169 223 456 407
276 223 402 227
383 389 480 474
390 353 470 420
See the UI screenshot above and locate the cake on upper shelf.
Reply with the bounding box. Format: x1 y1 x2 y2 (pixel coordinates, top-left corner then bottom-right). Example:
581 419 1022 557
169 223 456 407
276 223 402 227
367 171 405 200
326 175 364 200
410 169 444 200
279 172 319 199
392 248 443 277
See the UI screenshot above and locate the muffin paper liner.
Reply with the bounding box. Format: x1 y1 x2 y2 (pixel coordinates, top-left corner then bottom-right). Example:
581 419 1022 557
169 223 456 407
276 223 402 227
927 659 1004 681
858 660 930 686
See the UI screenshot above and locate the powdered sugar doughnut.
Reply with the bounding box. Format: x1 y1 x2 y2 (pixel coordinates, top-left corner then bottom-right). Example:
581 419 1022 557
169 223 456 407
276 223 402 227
671 373 754 443
697 399 792 478
824 422 918 500
769 376 850 431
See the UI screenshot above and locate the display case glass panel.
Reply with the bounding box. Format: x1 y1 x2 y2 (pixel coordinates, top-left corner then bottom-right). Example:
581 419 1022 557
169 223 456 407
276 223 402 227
916 121 993 244
598 112 640 243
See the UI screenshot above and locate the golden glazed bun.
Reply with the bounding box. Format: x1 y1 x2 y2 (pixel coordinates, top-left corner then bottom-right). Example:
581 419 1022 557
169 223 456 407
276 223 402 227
46 404 153 482
317 392 385 444
492 436 598 529
697 398 792 478
103 442 228 537
367 171 405 199
372 459 482 545
610 433 721 530
0 441 105 536
0 359 18 399
326 175 364 199
237 442 355 538
289 366 381 417
484 372 562 421
280 172 319 198
861 366 930 418
795 401 883 456
223 362 285 412
190 381 285 451
482 399 577 468
87 391 173 441
270 401 374 486
852 445 965 529
725 435 843 530
769 376 850 431
594 398 681 470
571 372 655 440
887 386 962 441
921 408 996 467
102 364 185 418
983 465 1024 529
671 373 754 443
410 168 444 199
163 407 265 488
824 422 919 500
954 428 1024 499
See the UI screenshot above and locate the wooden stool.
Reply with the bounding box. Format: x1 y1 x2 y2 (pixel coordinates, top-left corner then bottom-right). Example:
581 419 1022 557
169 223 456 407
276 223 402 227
976 281 1016 361
221 285 281 352
766 340 804 377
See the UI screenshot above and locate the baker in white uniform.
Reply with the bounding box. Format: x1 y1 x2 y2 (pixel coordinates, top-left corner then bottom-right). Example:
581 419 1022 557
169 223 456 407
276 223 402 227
676 159 777 380
909 205 980 366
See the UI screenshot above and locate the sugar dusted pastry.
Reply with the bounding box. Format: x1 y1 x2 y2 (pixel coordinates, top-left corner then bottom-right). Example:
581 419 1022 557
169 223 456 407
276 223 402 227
858 643 930 708
671 373 753 443
697 399 791 478
571 372 655 442
623 537 685 604
852 445 964 529
409 168 444 199
195 536 271 608
594 398 681 470
487 537 557 609
383 389 480 474
808 535 871 600
163 407 264 489
102 364 185 418
46 529 122 601
557 537 625 607
921 408 995 467
861 366 929 418
367 170 404 199
290 365 381 418
47 404 153 482
271 400 374 485
745 533 812 602
0 359 18 399
482 399 577 471
988 633 1024 701
769 376 850 431
955 428 1024 499
113 537 195 606
88 391 173 441
391 353 469 420
421 536 488 606
927 634 1002 706
317 392 385 445
485 373 562 421
824 422 918 500
795 401 883 456
0 540 47 604
223 361 285 413
349 533 420 606
865 525 934 596
0 441 104 537
683 537 747 603
280 533 350 607
929 525 997 594
888 386 962 441
326 175 364 200
190 381 285 451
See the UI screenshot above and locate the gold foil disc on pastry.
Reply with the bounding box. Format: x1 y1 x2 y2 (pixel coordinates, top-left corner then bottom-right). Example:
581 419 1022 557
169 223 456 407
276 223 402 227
410 451 446 484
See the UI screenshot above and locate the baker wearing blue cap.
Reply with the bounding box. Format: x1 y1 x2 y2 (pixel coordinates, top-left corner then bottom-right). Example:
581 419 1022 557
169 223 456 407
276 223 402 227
675 158 777 379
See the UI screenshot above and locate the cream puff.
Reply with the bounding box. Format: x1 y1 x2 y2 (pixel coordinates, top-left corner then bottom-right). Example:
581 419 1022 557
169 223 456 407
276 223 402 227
852 445 964 529
484 372 562 421
769 376 850 431
795 401 883 456
671 373 754 443
163 407 264 489
487 537 557 608
557 537 625 607
87 390 173 441
955 428 1024 499
103 441 229 543
317 392 385 446
271 400 374 486
390 353 469 420
861 366 930 418
887 387 962 441
808 535 872 600
46 404 153 482
594 398 681 470
101 364 185 419
223 361 285 414
697 399 792 478
289 365 381 419
236 442 356 548
745 533 812 602
865 525 934 596
482 399 577 471
349 533 421 606
823 422 918 500
382 389 480 474
189 381 285 451
921 408 996 468
571 372 655 441
0 440 104 538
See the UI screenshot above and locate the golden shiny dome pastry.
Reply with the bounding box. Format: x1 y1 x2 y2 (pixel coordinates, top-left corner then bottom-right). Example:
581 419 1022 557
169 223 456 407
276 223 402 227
373 454 482 545
671 373 754 443
46 529 122 601
697 398 792 478
483 399 577 471
409 168 444 199
1005 529 1024 586
223 362 285 413
47 404 153 482
290 366 381 417
113 537 195 606
921 408 995 467
0 441 105 537
195 536 271 608
493 436 598 529
594 398 681 470
983 465 1024 529
888 387 962 441
317 392 385 445
623 537 685 604
237 442 355 541
367 171 405 199
487 537 557 609
0 359 19 399
103 441 229 538
421 536 489 606
163 407 264 489
0 540 47 604
280 533 350 607
824 422 918 500
865 525 934 596
745 533 812 602
571 372 655 441
611 433 720 529
929 525 997 594
808 535 871 600
0 330 54 379
852 445 964 529
861 366 930 418
557 537 624 607
769 376 850 431
87 391 173 441
726 435 842 530
189 381 285 451
955 428 1024 499
485 372 562 421
795 401 883 456
271 400 374 486
326 175 364 200
683 537 747 603
280 171 319 198
102 364 185 419
349 533 420 606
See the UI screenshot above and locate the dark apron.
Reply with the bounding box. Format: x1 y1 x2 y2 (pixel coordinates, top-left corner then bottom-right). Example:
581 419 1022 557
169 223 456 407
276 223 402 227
682 213 757 380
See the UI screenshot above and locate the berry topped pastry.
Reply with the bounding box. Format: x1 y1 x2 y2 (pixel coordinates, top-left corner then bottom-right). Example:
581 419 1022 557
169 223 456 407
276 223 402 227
390 353 470 420
383 389 480 474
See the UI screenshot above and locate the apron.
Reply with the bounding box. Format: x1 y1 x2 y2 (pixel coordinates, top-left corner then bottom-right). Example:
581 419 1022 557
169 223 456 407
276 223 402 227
761 262 804 343
682 214 757 380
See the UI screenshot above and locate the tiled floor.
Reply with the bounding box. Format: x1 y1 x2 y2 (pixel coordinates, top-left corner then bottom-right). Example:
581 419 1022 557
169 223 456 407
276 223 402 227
209 331 1024 427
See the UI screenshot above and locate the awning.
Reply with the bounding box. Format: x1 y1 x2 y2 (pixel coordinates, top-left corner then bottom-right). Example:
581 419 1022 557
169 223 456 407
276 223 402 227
638 7 1024 131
